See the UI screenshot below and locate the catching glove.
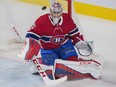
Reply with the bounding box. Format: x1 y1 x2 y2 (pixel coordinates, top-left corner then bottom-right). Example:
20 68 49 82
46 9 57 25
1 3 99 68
75 41 93 56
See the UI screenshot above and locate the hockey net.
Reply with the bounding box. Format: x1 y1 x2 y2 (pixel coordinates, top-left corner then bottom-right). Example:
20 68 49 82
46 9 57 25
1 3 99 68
0 0 69 50
0 0 84 51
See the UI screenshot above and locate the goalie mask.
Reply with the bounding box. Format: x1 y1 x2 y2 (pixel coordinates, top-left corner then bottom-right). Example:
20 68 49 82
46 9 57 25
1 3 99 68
50 2 63 25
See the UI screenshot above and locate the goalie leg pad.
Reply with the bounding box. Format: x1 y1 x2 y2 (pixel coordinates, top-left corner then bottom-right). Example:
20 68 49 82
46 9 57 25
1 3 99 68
54 63 91 80
54 59 102 79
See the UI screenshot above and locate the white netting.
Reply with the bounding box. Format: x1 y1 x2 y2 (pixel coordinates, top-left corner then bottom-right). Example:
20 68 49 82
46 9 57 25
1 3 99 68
0 39 24 51
0 0 86 51
0 0 69 51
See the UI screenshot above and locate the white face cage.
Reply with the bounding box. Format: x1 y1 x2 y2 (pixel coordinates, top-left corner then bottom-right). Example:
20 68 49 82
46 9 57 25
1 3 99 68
50 2 63 18
50 2 63 25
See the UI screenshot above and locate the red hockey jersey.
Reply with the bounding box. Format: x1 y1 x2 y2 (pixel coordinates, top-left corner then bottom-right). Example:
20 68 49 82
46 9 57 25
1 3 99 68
26 13 82 49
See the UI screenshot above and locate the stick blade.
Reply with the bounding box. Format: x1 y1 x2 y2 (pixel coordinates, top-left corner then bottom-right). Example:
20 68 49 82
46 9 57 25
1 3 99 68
45 76 67 86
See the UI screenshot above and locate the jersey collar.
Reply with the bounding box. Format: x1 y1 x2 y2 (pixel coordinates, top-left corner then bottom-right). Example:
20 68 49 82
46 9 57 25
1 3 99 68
49 15 63 26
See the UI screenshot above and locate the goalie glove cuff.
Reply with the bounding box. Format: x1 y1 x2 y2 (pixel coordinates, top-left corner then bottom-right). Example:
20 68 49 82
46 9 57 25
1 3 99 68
75 40 88 49
75 41 93 56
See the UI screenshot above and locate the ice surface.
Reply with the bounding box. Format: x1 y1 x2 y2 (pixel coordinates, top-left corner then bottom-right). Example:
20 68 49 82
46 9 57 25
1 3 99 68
0 0 116 87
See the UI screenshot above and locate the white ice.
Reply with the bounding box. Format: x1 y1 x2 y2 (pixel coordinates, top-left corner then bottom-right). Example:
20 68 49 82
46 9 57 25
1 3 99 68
0 0 116 87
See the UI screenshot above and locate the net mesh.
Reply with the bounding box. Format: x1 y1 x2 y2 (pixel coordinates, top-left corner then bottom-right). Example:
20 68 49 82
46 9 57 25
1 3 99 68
19 0 68 12
0 0 69 51
1 0 85 51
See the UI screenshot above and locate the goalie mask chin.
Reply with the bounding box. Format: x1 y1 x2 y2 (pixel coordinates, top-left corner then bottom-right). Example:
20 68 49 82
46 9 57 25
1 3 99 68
50 2 63 25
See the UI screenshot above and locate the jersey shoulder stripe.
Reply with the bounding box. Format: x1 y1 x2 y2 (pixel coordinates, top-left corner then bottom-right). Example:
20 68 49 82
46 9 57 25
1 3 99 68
69 27 79 36
26 32 41 41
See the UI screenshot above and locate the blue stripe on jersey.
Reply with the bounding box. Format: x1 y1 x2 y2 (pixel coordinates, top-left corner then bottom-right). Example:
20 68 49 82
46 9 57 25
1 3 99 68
69 28 79 36
26 32 50 42
41 36 50 42
26 32 40 41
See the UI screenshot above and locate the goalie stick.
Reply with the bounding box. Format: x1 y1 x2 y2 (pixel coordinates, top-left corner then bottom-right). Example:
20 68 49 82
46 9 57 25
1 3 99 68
32 58 67 86
11 24 24 43
11 24 22 40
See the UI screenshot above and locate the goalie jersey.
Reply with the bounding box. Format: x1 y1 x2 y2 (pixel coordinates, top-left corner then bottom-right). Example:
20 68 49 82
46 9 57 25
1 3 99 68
26 13 83 49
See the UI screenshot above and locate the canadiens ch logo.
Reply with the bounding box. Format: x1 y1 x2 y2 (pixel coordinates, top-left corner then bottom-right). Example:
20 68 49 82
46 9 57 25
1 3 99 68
50 35 65 45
